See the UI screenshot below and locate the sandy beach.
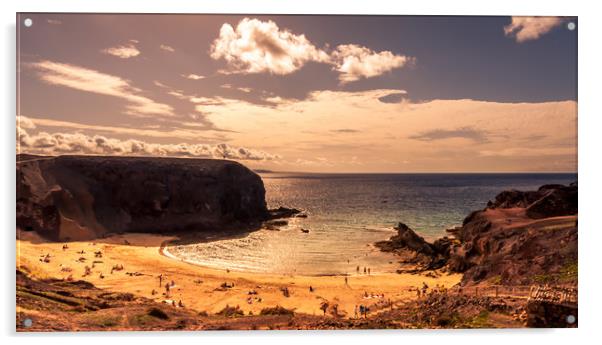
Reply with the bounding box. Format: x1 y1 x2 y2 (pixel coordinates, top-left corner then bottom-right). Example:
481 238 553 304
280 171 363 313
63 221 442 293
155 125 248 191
17 229 461 317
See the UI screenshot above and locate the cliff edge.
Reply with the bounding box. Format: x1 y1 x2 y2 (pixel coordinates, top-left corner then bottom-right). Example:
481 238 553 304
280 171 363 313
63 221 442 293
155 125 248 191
17 155 269 241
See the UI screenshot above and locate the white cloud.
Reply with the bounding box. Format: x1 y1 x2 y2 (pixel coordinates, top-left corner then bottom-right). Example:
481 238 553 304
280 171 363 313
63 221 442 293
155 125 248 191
182 74 205 80
102 40 141 58
160 44 175 52
210 18 329 75
17 115 36 130
29 60 174 117
504 16 566 43
220 84 252 93
21 116 225 142
17 127 279 161
196 89 576 172
210 18 413 83
330 44 412 83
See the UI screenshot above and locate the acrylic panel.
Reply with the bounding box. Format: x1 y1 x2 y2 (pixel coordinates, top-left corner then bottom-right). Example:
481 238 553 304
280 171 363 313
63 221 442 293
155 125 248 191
16 13 577 331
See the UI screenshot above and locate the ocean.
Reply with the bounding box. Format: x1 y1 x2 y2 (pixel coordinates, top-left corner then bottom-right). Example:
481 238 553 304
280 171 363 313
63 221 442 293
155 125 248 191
166 173 577 275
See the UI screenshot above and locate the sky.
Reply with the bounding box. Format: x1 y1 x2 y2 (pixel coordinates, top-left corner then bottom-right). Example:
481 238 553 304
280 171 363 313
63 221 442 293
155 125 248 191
17 14 577 172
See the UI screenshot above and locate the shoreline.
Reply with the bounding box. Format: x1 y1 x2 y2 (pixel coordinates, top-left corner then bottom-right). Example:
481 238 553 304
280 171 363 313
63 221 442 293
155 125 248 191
17 229 462 318
160 224 404 277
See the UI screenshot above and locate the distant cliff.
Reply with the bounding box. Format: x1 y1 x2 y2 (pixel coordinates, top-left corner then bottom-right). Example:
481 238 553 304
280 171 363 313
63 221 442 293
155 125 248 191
16 155 269 241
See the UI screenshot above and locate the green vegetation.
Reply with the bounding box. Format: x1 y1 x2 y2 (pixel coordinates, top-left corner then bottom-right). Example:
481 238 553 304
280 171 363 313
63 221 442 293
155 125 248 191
147 307 170 320
216 305 244 318
466 310 491 328
17 287 86 308
259 305 295 316
533 274 555 284
533 259 578 284
559 260 578 282
489 275 502 285
82 314 122 328
131 314 159 327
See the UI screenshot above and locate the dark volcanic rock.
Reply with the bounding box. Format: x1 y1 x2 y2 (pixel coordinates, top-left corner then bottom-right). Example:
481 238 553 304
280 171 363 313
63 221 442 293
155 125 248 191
453 183 578 285
486 183 577 219
17 155 269 241
375 223 452 270
268 206 302 219
379 183 578 286
486 190 540 209
526 185 578 219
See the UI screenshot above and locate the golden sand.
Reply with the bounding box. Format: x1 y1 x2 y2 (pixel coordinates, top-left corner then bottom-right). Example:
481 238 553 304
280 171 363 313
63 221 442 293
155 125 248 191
17 230 461 317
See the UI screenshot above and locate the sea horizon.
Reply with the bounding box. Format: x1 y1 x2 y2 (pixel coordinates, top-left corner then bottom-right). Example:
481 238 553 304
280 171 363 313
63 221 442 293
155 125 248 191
167 172 577 276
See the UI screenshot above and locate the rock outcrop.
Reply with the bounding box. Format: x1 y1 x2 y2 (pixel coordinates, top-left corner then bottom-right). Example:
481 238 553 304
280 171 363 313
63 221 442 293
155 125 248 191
486 183 577 218
454 183 578 285
17 155 270 241
378 183 578 286
375 223 453 270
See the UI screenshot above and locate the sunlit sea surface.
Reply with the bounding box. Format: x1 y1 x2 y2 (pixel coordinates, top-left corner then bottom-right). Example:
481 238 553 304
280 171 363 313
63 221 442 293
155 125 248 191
166 173 576 275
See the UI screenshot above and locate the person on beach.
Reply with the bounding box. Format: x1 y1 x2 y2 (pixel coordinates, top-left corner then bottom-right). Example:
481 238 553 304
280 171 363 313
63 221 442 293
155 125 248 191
363 267 366 274
354 305 358 318
344 276 348 285
309 286 314 292
158 274 163 287
368 268 371 275
356 266 360 273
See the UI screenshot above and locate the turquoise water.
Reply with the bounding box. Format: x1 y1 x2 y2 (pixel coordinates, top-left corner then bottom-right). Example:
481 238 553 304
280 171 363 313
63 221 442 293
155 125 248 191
167 173 577 275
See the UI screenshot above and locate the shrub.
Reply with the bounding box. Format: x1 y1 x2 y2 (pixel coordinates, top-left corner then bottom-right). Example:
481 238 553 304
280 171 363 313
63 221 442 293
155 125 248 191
259 305 295 316
147 307 169 320
216 305 244 318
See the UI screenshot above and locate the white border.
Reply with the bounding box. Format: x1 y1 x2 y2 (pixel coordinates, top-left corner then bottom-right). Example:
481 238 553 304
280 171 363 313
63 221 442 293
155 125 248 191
2 1 601 344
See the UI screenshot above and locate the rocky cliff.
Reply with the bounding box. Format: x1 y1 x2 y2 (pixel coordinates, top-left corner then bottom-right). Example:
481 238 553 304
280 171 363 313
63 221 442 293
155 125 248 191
17 155 269 241
378 183 578 286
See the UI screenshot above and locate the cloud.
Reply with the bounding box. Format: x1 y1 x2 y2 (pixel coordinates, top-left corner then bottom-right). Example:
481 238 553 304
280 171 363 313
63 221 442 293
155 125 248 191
21 116 226 141
17 127 279 161
210 18 329 75
220 84 252 93
409 127 489 143
102 40 141 58
210 18 413 83
330 44 412 83
504 16 566 43
198 89 576 172
378 92 407 104
29 60 174 117
182 73 205 80
478 147 575 157
330 129 359 133
159 44 175 52
17 115 36 130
